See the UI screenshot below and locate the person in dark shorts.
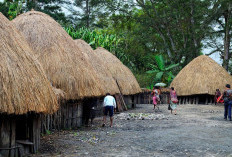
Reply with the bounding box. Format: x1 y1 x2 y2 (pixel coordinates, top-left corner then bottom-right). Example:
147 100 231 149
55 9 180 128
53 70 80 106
223 84 232 121
102 93 116 127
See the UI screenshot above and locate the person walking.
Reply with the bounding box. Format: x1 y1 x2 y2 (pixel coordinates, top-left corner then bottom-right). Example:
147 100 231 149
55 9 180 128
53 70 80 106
102 93 116 127
223 84 232 121
152 86 160 110
170 87 178 115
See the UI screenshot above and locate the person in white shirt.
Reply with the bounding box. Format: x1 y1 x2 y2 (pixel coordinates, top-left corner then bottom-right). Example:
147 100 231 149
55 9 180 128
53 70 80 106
102 93 116 127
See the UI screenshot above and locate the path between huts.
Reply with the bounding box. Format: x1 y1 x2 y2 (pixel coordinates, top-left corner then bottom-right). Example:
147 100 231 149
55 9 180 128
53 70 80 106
33 104 232 157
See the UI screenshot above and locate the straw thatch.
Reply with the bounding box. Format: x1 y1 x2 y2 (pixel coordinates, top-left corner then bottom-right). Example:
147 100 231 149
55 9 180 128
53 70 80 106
94 47 141 95
170 55 232 96
52 86 65 101
74 39 120 95
13 11 104 99
0 13 58 115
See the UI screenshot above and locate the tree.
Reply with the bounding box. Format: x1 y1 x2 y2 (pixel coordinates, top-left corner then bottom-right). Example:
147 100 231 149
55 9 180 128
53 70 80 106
134 0 211 66
0 0 70 24
205 0 232 71
146 55 179 85
71 0 106 28
25 0 71 24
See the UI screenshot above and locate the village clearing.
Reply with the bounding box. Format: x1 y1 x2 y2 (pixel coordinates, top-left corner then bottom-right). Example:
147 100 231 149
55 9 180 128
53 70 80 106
34 104 232 157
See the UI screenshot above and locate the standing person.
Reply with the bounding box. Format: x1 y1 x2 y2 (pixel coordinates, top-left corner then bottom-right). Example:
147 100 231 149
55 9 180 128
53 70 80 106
151 86 160 110
223 84 232 121
102 93 116 127
215 89 221 105
170 87 178 115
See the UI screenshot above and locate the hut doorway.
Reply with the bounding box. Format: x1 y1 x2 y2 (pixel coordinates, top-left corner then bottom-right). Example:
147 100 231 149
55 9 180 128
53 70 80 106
15 115 32 141
15 114 40 156
198 95 214 104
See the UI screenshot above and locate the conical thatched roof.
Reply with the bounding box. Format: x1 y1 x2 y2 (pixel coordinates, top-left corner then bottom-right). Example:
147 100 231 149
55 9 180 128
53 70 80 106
94 47 141 95
170 55 232 96
74 39 120 95
0 13 58 115
13 11 104 99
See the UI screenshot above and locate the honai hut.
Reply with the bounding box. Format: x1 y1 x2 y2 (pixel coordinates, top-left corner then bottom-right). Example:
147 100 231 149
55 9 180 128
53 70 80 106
13 11 104 130
0 13 58 156
94 47 142 108
74 39 122 115
170 55 232 104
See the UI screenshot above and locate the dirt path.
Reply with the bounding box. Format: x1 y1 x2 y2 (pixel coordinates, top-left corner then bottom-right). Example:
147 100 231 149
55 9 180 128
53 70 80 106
34 104 232 157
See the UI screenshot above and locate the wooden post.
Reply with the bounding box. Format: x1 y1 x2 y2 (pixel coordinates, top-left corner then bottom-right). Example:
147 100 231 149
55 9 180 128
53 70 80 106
205 96 208 105
196 97 199 104
77 102 83 127
186 97 189 104
10 119 16 157
209 97 213 105
0 117 11 157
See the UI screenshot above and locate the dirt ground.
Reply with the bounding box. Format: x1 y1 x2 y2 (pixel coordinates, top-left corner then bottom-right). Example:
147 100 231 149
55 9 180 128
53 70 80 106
33 104 232 157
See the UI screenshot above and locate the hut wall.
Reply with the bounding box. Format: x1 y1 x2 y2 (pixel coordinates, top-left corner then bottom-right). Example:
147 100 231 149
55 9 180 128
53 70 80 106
160 93 170 104
178 95 215 105
139 91 152 104
0 114 41 157
0 116 16 157
124 95 133 109
41 101 83 132
135 93 141 107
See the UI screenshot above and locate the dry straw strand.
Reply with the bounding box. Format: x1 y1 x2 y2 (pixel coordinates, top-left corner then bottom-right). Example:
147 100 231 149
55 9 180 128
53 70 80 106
0 13 58 115
13 11 105 99
94 47 141 95
74 39 120 95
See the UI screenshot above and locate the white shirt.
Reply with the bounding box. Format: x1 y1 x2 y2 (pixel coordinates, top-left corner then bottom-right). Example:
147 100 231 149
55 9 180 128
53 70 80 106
103 95 116 108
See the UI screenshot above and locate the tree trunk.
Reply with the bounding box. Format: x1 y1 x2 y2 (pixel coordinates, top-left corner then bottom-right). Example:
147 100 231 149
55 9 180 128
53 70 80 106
86 0 90 28
222 4 232 71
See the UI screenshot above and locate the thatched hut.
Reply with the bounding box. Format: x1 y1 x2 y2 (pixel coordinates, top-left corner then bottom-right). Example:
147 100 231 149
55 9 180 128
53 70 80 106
74 40 120 118
140 88 152 104
13 11 104 129
74 39 120 95
170 55 232 104
94 47 142 108
0 13 58 157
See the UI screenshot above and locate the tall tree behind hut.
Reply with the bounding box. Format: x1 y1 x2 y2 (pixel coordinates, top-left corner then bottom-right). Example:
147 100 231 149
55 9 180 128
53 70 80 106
205 0 232 71
133 0 212 66
0 0 70 24
70 0 105 28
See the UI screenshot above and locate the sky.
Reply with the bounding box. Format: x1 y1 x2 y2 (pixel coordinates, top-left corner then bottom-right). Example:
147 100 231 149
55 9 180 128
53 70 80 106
203 49 222 65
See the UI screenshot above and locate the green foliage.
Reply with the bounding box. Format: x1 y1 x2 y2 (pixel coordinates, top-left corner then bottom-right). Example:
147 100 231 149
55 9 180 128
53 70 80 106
146 54 179 85
65 27 119 51
0 0 70 24
45 130 51 135
8 0 23 20
0 1 10 17
64 26 135 70
134 73 155 90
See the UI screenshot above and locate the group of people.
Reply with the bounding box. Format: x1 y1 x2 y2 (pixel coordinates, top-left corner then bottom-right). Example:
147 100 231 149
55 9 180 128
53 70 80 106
102 86 179 127
214 84 232 121
101 84 232 128
151 86 178 115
